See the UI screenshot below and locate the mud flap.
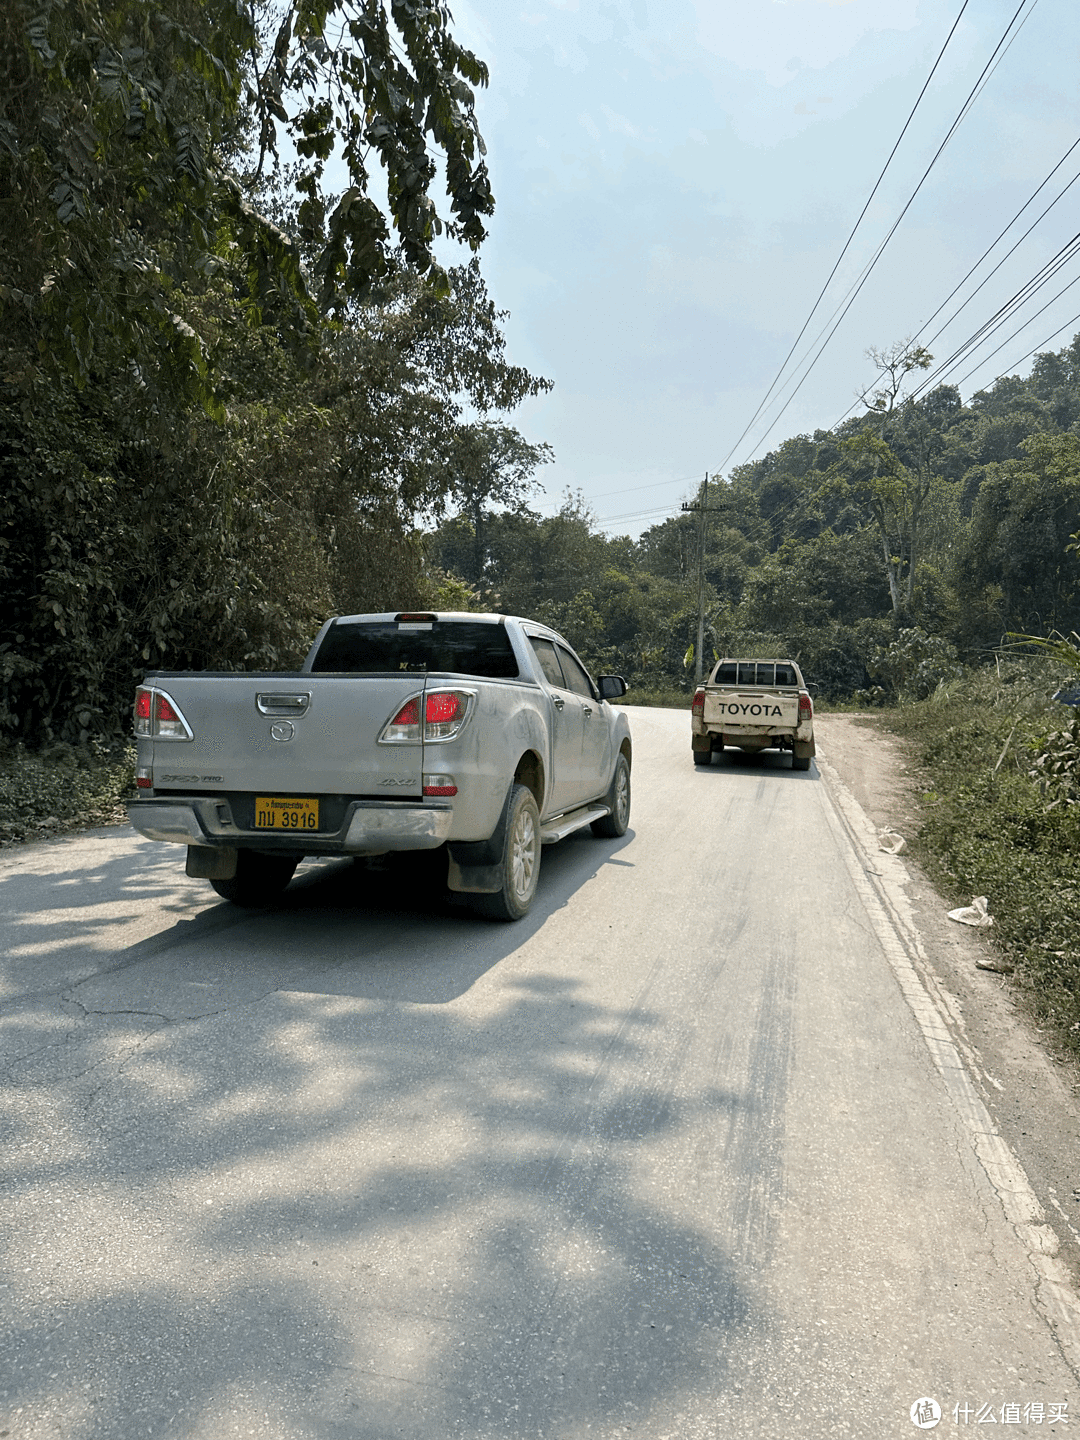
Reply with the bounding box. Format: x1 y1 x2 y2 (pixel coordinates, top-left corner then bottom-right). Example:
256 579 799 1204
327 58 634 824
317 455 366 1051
186 845 238 880
446 784 514 894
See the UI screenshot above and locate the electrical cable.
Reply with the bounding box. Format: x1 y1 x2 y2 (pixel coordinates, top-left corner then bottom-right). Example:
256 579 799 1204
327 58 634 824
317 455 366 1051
588 473 704 503
962 307 1080 395
908 229 1080 397
946 269 1080 391
601 4 1047 534
920 160 1080 353
831 133 1080 425
713 0 973 478
726 0 1039 471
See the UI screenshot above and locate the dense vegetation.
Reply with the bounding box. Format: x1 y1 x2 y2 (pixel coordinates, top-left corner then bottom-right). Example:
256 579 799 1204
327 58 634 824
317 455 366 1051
884 659 1080 1061
1 0 547 743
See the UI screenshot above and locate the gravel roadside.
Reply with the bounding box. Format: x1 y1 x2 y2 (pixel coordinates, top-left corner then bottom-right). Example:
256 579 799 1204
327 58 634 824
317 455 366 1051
816 711 1080 1301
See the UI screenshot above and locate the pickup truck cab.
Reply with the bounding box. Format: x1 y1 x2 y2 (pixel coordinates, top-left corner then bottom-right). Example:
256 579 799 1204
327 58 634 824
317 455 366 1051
691 657 815 771
127 612 631 920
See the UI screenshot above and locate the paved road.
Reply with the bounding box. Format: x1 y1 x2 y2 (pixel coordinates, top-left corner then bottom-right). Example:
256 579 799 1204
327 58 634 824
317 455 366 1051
1 707 1077 1439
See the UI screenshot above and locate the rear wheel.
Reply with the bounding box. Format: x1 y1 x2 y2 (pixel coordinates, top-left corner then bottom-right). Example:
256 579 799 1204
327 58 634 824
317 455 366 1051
592 752 631 837
476 785 541 921
792 753 811 771
210 851 299 906
693 748 712 766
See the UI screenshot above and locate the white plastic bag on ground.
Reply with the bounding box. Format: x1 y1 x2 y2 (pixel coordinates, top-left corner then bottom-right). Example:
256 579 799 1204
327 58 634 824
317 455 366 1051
878 828 907 855
948 896 993 928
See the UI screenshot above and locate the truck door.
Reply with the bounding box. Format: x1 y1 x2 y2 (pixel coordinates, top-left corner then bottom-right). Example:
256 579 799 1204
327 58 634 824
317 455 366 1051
525 636 584 813
554 642 611 802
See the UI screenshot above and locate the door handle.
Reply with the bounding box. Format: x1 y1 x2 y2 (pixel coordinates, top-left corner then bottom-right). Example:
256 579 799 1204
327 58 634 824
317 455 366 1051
552 695 565 711
582 705 593 717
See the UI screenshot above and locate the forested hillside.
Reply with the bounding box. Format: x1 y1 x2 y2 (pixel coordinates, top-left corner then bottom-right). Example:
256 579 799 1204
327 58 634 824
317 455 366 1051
429 338 1080 701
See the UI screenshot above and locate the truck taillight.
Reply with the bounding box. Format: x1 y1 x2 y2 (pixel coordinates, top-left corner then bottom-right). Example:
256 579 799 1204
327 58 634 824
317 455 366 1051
425 692 460 724
133 686 192 740
799 692 813 721
379 690 473 744
382 697 422 743
134 688 153 736
154 695 186 739
691 689 705 716
136 767 153 790
424 690 470 740
423 772 458 796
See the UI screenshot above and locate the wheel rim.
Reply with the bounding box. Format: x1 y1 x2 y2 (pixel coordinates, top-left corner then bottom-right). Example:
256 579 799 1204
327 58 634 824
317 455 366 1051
614 761 630 825
510 805 538 901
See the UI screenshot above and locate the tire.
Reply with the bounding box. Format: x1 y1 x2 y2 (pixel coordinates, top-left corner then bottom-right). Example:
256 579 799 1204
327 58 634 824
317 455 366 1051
475 785 541 921
693 748 712 766
210 850 299 906
791 754 811 772
591 752 631 837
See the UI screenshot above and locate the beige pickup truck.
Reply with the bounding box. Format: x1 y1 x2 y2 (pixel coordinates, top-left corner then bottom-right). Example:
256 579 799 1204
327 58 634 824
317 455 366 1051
690 658 815 771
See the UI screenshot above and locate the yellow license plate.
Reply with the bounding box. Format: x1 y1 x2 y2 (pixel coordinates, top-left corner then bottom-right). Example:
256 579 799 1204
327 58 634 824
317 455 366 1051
254 797 319 831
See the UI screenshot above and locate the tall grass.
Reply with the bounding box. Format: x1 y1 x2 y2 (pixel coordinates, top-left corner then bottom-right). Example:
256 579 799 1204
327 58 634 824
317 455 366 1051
886 660 1080 1060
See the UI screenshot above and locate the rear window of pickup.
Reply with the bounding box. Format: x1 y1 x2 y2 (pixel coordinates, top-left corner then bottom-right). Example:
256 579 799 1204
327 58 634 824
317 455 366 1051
712 662 799 686
310 620 520 679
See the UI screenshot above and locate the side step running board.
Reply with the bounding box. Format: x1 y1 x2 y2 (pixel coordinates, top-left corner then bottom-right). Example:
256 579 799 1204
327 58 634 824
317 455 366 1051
540 804 610 844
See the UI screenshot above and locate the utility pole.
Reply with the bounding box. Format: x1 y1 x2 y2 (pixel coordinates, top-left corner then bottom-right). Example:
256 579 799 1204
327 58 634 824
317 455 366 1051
682 474 726 687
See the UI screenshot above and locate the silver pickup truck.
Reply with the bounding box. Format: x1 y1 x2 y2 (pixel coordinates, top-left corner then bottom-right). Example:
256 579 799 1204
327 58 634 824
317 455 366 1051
127 612 631 920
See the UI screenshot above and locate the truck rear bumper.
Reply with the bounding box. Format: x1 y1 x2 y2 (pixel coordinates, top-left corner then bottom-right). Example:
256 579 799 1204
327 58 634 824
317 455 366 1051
127 797 453 855
694 726 815 755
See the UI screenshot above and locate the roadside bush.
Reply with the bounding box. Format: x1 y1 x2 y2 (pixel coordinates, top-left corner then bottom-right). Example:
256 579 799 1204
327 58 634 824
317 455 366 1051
1027 711 1080 809
0 741 135 847
886 662 1080 1060
869 626 963 701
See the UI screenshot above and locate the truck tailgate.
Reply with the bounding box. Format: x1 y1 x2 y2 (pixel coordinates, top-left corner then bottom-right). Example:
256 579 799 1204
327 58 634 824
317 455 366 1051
146 673 426 797
702 688 801 729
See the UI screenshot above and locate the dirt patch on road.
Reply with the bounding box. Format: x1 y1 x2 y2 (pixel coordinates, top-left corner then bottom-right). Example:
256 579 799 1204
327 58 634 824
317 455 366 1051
814 712 918 837
815 712 1080 1287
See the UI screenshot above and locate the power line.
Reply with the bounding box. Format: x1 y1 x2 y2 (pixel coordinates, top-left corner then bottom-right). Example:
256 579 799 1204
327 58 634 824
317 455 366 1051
948 269 1080 391
588 472 704 503
908 230 1080 397
830 132 1080 427
713 0 973 478
962 308 1080 395
596 502 688 527
726 0 1040 471
920 151 1080 354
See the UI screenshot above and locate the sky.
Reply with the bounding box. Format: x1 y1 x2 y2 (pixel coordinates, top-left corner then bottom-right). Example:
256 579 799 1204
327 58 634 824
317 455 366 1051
423 0 1080 537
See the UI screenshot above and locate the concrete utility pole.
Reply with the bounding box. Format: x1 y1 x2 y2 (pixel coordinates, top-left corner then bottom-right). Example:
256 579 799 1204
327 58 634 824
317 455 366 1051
682 474 726 687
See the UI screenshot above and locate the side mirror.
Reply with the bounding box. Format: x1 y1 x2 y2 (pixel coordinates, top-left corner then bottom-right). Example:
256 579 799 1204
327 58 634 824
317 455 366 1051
598 675 628 701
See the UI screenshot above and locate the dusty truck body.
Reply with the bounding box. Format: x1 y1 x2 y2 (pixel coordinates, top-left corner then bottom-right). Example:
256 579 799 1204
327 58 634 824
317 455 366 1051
127 612 631 920
690 658 815 771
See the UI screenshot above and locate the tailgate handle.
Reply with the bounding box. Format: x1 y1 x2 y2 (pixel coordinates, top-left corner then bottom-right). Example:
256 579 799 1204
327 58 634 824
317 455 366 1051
257 692 311 715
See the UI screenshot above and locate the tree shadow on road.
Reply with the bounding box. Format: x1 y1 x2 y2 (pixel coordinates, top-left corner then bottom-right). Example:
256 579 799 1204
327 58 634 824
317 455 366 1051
0 825 794 1439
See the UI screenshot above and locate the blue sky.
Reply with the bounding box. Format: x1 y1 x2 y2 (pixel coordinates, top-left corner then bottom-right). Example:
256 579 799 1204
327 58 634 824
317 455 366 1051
432 0 1080 535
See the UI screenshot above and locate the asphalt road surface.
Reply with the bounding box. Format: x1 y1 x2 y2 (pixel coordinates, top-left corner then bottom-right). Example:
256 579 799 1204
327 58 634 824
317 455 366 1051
1 706 1078 1439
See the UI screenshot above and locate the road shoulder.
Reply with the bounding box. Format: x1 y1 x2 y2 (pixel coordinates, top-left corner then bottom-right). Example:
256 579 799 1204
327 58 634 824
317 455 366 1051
815 712 1080 1307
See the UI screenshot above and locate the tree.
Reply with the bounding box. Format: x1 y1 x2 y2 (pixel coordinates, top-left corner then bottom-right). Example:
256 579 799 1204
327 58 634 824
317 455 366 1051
0 258 553 740
953 432 1080 644
444 423 554 586
829 341 938 619
1 0 494 410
